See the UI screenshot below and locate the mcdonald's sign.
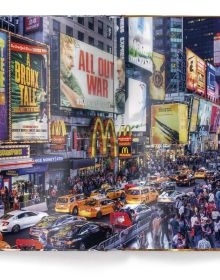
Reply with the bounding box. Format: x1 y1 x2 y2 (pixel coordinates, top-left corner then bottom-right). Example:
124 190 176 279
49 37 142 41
89 117 118 158
118 145 132 158
118 125 132 137
51 120 67 150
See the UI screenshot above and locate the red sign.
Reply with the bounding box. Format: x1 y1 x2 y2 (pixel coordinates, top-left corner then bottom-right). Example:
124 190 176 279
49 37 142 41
24 17 42 34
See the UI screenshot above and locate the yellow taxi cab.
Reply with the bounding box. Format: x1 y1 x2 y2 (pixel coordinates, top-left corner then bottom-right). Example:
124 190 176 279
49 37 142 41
55 194 87 215
105 187 125 200
148 175 169 184
0 241 11 250
126 186 159 204
78 197 115 219
194 168 207 179
90 189 105 198
101 183 111 191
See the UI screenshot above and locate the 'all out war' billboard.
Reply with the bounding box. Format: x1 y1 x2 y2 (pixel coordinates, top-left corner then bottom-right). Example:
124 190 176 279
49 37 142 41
10 35 49 142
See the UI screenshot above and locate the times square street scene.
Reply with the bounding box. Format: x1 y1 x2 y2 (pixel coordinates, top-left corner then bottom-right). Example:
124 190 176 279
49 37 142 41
1 16 220 251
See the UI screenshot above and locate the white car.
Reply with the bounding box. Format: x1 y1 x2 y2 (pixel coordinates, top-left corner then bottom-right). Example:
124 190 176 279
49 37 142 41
157 191 185 204
0 210 48 233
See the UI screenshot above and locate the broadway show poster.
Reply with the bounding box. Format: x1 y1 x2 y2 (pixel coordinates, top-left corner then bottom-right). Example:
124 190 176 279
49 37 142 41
210 105 220 133
186 48 206 95
189 98 199 132
10 35 49 142
128 17 153 73
151 104 188 144
149 52 165 100
0 31 8 141
197 99 212 133
207 62 216 100
60 33 114 112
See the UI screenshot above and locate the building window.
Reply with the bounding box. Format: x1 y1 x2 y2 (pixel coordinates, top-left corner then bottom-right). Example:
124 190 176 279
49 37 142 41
107 45 112 54
66 25 73 37
53 20 60 32
88 17 94 30
98 20 103 35
107 25 112 39
78 17 84 25
88 36 94 46
78 31 84 42
98 40 104 50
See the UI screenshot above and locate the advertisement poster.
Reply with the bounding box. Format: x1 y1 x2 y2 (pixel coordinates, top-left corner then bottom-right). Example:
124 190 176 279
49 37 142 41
197 99 212 133
151 104 188 144
124 78 146 132
186 48 206 95
60 33 115 112
189 98 199 132
118 135 132 158
210 105 220 133
207 62 216 100
10 35 49 142
51 120 67 150
214 33 220 66
24 17 42 34
0 31 8 141
128 17 153 73
114 57 125 114
149 52 165 100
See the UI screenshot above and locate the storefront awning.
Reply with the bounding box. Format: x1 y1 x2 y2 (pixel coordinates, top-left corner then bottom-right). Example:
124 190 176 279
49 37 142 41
72 158 95 170
0 158 34 171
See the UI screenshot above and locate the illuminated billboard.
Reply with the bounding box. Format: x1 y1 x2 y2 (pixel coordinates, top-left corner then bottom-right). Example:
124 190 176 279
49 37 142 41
206 62 216 101
197 99 212 133
60 33 115 112
151 104 188 144
189 98 199 132
186 48 206 95
149 52 165 100
214 33 220 66
0 31 8 141
10 35 49 142
124 78 146 132
210 105 220 133
128 17 153 72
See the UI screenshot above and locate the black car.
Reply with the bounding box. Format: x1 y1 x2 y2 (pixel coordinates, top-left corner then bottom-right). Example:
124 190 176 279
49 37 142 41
29 215 86 240
48 220 113 250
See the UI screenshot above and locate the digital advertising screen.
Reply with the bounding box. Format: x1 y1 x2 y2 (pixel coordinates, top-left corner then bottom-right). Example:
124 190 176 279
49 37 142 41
197 99 212 132
189 98 199 132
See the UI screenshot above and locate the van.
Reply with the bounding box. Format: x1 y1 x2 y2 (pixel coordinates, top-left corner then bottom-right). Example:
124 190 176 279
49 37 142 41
125 186 159 204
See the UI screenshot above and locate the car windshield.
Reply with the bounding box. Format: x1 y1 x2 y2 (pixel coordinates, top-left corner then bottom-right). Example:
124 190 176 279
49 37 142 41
36 216 58 227
57 198 68 204
85 200 97 206
56 225 79 237
127 189 140 195
1 214 13 220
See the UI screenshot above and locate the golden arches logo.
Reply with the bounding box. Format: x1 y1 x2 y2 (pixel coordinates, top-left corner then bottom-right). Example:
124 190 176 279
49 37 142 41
90 117 118 158
121 147 129 154
118 125 132 137
51 120 67 137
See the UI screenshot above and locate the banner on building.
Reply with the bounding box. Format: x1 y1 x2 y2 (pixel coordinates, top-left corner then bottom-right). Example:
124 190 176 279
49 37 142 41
24 17 43 34
0 145 30 160
10 35 49 142
197 99 212 134
118 135 132 158
189 98 199 132
149 52 165 100
210 105 220 133
151 104 188 144
51 120 67 150
0 31 8 141
214 33 220 66
128 17 153 72
186 48 206 96
206 62 216 101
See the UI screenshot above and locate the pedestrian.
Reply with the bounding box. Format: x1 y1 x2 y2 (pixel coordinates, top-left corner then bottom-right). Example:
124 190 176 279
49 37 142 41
197 234 211 249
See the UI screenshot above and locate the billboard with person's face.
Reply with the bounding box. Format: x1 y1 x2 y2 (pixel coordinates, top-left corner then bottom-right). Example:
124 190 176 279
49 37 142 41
128 17 153 72
151 104 188 144
60 33 115 112
186 48 206 95
197 99 212 133
210 105 220 133
0 31 8 141
10 35 49 142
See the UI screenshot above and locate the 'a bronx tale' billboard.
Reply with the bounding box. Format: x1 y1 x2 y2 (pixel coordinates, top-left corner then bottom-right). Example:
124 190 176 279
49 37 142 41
10 35 49 142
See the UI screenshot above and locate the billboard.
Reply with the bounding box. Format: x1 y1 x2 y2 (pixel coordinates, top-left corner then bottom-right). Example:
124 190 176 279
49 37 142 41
189 98 199 132
214 33 220 66
60 33 114 112
186 48 206 95
128 17 153 72
0 31 8 141
210 105 220 133
206 62 216 101
51 120 67 151
149 52 165 100
124 78 146 132
24 17 42 34
114 57 125 114
197 99 212 133
10 35 49 142
0 145 30 160
118 135 132 158
151 104 188 144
